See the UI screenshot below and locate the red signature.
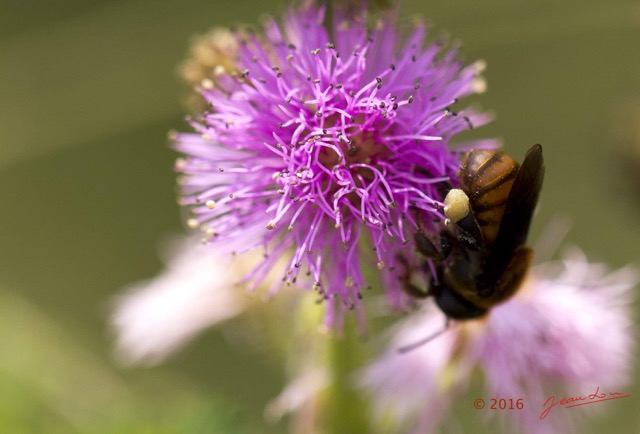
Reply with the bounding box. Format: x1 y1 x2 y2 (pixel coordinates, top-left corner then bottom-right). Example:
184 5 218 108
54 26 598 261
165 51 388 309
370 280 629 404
540 387 631 419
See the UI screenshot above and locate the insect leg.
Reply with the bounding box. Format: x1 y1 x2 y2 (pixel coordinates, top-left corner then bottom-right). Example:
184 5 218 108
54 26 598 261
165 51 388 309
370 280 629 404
453 212 483 251
397 317 451 353
396 254 430 299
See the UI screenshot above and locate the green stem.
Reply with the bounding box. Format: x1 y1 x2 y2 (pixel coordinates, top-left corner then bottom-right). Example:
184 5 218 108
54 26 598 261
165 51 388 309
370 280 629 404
324 318 370 434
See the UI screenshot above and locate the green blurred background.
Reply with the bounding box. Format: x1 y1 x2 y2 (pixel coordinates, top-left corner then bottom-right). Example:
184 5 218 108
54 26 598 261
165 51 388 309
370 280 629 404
1 0 639 432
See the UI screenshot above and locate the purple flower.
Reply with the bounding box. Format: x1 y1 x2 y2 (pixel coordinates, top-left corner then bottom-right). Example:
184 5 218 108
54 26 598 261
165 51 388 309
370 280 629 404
361 249 636 434
173 3 494 327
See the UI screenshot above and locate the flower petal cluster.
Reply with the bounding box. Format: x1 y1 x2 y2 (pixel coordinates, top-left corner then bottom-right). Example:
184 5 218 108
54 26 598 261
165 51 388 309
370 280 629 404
111 238 246 366
361 250 636 434
173 3 493 326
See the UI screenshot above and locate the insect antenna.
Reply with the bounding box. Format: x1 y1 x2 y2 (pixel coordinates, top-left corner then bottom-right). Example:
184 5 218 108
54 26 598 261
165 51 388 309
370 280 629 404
397 317 451 353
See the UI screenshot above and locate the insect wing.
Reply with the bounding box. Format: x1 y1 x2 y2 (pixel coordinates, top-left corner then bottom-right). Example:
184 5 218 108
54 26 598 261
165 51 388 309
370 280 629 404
481 144 545 284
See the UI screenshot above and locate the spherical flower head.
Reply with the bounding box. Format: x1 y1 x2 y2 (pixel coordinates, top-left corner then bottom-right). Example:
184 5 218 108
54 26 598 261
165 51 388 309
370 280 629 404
361 250 636 434
173 2 494 328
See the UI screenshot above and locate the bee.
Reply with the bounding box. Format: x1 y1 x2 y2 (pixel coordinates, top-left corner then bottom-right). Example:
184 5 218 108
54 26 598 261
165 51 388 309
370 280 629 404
399 144 544 351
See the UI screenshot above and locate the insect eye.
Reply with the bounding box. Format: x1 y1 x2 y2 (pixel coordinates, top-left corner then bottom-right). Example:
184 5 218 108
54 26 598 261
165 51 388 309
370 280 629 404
443 188 470 224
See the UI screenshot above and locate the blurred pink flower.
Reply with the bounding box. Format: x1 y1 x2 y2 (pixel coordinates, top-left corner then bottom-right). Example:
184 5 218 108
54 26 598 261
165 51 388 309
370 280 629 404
361 249 636 434
111 238 246 366
264 368 329 426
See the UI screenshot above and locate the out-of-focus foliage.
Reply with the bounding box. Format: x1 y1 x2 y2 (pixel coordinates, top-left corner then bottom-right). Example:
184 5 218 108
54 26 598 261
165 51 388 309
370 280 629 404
0 291 251 434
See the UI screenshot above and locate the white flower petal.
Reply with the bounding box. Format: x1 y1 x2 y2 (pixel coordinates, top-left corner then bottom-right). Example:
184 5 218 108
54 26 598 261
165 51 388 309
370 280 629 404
111 238 246 366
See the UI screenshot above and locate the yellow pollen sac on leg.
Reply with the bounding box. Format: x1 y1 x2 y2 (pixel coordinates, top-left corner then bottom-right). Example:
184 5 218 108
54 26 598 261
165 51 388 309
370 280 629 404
443 189 470 223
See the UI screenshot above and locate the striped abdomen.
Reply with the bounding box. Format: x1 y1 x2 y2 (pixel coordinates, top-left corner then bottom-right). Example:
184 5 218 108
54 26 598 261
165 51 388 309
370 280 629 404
458 150 519 246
